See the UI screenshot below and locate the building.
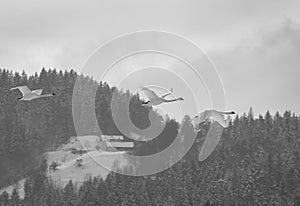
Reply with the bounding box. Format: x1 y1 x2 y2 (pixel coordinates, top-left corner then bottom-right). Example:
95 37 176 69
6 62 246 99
63 135 134 152
101 135 124 141
100 135 134 151
106 141 134 151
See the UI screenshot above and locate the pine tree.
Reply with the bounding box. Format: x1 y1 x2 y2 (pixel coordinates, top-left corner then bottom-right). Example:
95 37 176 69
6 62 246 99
23 178 33 206
10 188 20 206
0 191 10 206
63 180 76 206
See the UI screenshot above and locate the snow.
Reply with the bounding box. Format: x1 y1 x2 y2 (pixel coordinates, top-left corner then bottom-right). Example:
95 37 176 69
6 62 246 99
60 135 101 151
46 136 130 188
1 135 132 198
47 150 128 187
0 178 26 199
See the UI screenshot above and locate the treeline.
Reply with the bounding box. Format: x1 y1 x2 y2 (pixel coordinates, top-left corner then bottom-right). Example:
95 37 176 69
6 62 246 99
0 68 77 187
0 68 177 188
1 68 300 205
1 110 300 205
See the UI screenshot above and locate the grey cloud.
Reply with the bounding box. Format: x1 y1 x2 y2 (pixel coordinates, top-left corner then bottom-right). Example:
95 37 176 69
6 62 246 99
211 19 300 115
0 0 300 116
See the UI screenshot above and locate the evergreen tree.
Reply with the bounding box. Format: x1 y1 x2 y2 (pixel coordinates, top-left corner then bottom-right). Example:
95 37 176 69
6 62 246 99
10 188 20 206
0 191 9 206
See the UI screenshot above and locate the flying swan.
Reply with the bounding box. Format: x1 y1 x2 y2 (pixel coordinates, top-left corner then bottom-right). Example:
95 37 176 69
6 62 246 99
194 109 235 161
11 86 55 101
139 87 184 106
194 109 235 128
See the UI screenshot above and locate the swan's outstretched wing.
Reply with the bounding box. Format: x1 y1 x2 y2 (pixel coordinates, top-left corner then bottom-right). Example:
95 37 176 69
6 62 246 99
160 88 173 98
198 121 224 161
32 89 43 95
211 113 227 127
140 87 160 100
10 86 32 96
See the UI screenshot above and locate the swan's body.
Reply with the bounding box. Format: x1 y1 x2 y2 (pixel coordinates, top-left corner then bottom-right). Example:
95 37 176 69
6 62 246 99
194 109 235 128
10 86 55 101
140 87 183 106
194 109 235 161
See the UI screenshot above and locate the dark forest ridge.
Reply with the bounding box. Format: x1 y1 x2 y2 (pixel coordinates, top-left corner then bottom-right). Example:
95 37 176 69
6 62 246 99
0 68 299 205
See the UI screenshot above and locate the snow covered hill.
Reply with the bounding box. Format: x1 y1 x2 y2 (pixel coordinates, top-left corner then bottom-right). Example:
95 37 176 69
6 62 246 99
46 150 129 187
46 135 131 187
0 178 26 199
1 135 132 197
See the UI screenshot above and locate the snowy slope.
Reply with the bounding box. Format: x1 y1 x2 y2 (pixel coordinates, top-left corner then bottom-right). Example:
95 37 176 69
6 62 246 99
59 135 101 151
1 136 131 197
0 178 26 199
46 135 131 188
47 150 128 187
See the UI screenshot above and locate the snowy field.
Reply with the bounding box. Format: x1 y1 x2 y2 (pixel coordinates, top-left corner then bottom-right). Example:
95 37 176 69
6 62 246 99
47 150 129 187
0 178 26 199
1 136 131 197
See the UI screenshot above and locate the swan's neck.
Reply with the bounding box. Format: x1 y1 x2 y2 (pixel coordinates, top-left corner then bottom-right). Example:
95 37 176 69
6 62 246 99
164 98 182 102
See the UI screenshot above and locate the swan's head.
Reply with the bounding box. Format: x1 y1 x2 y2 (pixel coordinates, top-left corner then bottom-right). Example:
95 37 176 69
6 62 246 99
194 112 207 122
17 96 22 101
142 100 150 105
178 97 184 101
230 111 235 114
52 93 56 96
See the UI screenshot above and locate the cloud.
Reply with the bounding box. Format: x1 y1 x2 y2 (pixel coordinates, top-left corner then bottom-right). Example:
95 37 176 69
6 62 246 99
211 19 300 115
0 0 300 116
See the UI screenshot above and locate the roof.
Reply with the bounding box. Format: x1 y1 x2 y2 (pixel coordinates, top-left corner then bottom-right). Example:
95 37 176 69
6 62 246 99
106 141 134 148
101 135 124 141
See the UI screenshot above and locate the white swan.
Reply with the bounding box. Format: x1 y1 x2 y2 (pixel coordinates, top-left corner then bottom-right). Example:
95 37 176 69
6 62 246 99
10 86 55 101
194 109 235 161
194 109 235 128
140 87 183 106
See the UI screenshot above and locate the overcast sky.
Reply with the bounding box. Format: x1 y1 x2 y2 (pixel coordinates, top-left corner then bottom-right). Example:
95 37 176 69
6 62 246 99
1 0 300 118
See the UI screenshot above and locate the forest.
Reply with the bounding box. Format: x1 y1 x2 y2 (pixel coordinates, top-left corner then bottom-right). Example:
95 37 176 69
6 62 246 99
0 68 300 205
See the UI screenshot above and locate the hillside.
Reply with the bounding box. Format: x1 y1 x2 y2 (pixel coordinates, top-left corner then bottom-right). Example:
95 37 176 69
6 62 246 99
47 150 128 187
0 178 26 199
47 135 130 187
1 135 130 197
